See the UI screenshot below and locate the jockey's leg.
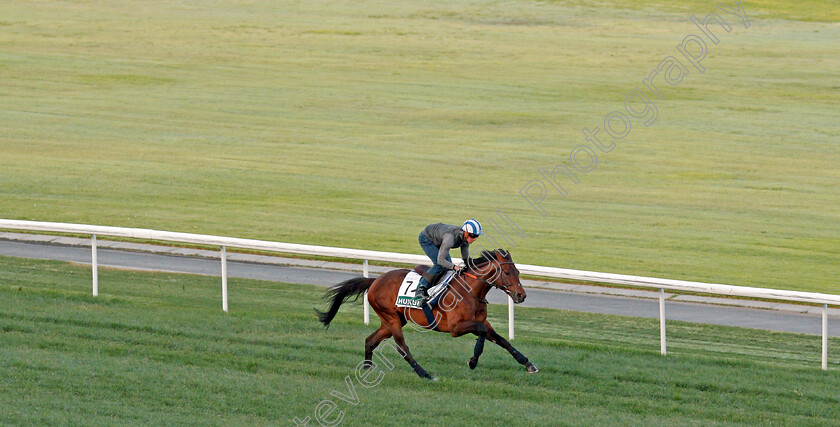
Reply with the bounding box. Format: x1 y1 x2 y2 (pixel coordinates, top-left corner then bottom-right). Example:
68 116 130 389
415 233 443 299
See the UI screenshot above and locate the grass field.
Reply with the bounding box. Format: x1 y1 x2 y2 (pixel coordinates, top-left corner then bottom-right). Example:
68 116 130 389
1 256 839 425
1 1 838 294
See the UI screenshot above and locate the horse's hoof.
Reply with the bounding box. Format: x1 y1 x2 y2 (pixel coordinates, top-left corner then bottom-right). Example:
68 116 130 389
425 375 438 382
468 357 478 370
526 362 539 374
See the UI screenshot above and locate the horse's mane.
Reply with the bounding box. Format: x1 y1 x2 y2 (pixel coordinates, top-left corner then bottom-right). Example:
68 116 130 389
468 249 511 269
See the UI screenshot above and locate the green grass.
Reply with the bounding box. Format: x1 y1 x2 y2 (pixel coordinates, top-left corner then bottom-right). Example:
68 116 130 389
1 0 838 294
1 255 839 425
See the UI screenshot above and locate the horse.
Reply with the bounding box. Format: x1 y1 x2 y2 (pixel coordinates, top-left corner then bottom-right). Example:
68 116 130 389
316 249 538 379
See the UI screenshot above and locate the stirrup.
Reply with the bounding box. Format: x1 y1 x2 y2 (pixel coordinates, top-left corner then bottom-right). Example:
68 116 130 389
415 286 429 301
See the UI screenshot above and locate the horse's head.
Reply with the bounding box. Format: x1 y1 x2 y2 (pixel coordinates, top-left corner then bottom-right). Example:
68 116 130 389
467 249 527 303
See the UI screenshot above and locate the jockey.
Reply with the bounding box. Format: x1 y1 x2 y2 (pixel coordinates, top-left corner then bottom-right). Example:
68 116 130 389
414 219 482 302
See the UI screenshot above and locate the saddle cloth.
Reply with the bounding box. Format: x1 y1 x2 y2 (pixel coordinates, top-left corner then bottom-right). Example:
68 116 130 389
395 270 455 309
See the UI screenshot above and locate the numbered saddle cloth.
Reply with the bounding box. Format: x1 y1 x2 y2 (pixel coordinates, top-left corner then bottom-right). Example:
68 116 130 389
395 270 455 309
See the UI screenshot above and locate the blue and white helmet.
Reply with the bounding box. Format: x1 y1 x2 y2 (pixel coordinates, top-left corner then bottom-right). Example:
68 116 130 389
462 219 482 236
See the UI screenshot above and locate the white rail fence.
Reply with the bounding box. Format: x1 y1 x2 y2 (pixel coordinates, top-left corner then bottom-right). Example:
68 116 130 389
1 219 838 370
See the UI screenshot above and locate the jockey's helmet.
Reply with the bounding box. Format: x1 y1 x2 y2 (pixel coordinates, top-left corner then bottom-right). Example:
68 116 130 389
461 219 482 236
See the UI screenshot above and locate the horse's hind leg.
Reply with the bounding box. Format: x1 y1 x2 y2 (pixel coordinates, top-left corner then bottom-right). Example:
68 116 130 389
363 325 392 369
388 322 434 380
485 323 539 373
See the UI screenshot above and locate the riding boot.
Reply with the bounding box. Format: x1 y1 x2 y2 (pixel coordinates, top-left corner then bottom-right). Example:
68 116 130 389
416 271 438 301
422 272 437 287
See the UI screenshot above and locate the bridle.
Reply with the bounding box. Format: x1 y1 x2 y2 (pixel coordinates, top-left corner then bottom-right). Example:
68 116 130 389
460 261 521 294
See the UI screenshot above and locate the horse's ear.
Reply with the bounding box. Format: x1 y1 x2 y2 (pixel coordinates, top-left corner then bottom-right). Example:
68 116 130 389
496 248 510 259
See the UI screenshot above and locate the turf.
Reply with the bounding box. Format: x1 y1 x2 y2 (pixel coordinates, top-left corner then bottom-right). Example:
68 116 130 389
0 256 839 425
1 0 838 294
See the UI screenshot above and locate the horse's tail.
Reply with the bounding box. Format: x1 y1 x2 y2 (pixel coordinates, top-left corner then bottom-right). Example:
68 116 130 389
316 277 376 328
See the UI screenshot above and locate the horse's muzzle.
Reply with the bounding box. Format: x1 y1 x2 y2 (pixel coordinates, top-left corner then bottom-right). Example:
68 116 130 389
512 289 526 303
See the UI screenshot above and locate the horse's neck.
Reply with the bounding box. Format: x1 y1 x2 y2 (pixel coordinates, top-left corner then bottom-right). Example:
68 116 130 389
462 271 494 301
476 281 493 301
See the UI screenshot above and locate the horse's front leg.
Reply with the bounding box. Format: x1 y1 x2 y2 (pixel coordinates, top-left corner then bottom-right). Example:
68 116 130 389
449 321 488 370
485 323 539 373
469 336 485 370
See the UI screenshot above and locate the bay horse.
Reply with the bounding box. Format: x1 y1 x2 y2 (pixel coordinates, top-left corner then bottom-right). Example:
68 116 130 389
317 249 538 379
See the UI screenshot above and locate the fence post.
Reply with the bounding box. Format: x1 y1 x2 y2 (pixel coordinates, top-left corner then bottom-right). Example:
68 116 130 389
509 296 515 340
91 234 98 297
221 246 228 312
659 288 666 355
363 259 369 325
823 304 828 371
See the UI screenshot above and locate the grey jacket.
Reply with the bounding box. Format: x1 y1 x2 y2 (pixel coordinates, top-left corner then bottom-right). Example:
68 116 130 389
422 223 470 270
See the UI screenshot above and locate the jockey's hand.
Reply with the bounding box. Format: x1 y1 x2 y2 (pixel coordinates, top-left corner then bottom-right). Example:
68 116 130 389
452 264 462 272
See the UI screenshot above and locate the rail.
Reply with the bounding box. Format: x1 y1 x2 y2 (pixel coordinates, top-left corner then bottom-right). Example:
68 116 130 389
1 219 836 370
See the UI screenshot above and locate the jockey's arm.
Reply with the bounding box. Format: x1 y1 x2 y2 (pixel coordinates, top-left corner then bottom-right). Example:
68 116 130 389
436 235 457 270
